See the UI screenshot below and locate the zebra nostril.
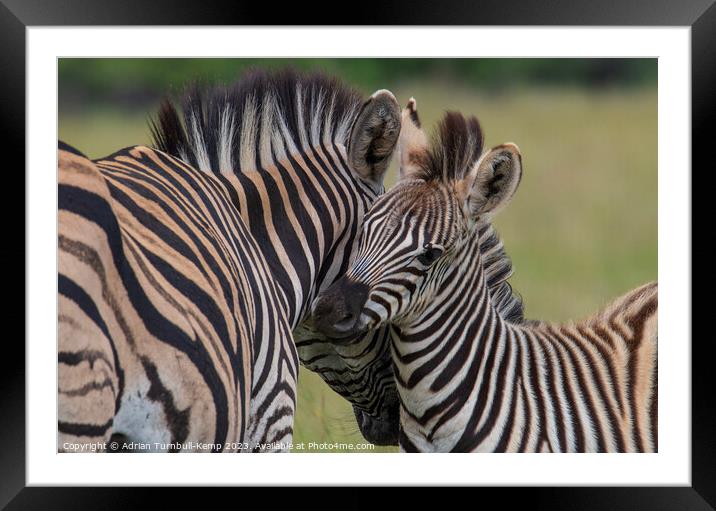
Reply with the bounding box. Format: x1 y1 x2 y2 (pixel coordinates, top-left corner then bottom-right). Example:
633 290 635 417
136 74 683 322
334 311 357 329
331 311 358 334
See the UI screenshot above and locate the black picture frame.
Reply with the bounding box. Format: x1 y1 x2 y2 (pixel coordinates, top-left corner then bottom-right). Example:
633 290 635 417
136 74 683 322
4 0 709 507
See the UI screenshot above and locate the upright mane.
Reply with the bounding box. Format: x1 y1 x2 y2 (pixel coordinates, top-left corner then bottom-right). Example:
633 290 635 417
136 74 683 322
411 111 484 183
409 111 524 322
150 68 364 175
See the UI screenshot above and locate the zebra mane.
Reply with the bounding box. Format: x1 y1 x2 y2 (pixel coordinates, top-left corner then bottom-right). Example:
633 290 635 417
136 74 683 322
410 112 522 321
413 111 484 183
477 222 525 324
150 68 364 175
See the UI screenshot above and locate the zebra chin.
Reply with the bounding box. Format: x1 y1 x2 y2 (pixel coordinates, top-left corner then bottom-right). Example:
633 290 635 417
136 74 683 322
352 391 400 446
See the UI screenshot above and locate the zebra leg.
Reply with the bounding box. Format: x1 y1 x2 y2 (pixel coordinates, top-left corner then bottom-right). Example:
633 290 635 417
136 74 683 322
244 325 297 452
245 362 296 452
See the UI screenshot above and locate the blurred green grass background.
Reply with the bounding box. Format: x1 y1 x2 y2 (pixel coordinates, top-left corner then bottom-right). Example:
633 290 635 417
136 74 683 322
59 59 657 453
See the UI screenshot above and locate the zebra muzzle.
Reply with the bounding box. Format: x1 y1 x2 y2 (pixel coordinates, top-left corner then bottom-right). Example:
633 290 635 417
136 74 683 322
312 277 369 340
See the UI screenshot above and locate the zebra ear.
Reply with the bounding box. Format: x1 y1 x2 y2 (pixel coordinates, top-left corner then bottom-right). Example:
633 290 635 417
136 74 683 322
347 89 401 185
460 143 522 220
398 98 429 179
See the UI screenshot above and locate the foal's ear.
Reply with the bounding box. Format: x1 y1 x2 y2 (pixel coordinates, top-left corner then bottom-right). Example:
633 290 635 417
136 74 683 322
347 89 401 185
398 98 430 180
458 143 523 220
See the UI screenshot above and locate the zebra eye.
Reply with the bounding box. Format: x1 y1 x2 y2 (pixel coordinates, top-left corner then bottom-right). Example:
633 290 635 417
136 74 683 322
417 243 443 266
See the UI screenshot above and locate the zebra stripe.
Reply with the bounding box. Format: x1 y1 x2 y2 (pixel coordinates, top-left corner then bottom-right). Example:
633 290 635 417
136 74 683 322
296 218 525 444
59 146 293 451
305 101 526 443
59 70 406 451
314 111 657 452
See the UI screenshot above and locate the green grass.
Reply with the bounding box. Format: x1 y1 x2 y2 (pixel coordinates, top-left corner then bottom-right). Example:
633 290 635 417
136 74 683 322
59 83 656 452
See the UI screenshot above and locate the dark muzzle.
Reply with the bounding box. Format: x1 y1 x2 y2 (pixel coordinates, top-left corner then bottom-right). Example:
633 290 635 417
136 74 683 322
312 276 369 339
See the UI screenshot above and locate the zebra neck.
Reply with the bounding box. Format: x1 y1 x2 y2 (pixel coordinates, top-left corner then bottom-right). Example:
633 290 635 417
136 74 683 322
392 233 522 451
222 141 375 328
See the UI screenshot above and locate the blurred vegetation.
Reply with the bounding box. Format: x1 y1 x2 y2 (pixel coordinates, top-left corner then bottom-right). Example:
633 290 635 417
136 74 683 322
59 58 656 110
59 59 657 453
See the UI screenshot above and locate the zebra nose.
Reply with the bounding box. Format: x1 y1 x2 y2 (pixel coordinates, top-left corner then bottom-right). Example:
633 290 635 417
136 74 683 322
312 297 352 337
312 278 368 339
312 300 335 322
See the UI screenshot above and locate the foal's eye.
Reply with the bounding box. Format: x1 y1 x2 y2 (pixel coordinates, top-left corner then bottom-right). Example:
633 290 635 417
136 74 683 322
417 243 443 266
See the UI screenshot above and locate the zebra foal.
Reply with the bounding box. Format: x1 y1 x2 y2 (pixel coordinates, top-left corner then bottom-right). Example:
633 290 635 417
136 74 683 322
313 108 658 453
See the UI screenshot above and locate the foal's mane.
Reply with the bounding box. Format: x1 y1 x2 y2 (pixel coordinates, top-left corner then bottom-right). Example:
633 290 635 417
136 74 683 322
411 111 525 322
150 68 364 175
410 111 484 183
478 222 525 324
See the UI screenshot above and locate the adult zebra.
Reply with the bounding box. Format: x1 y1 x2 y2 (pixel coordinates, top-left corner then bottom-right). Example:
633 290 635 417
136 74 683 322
313 111 658 452
58 69 404 452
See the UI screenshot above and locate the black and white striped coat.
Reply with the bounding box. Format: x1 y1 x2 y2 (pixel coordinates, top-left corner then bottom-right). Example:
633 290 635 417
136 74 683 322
313 110 658 452
58 70 403 452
